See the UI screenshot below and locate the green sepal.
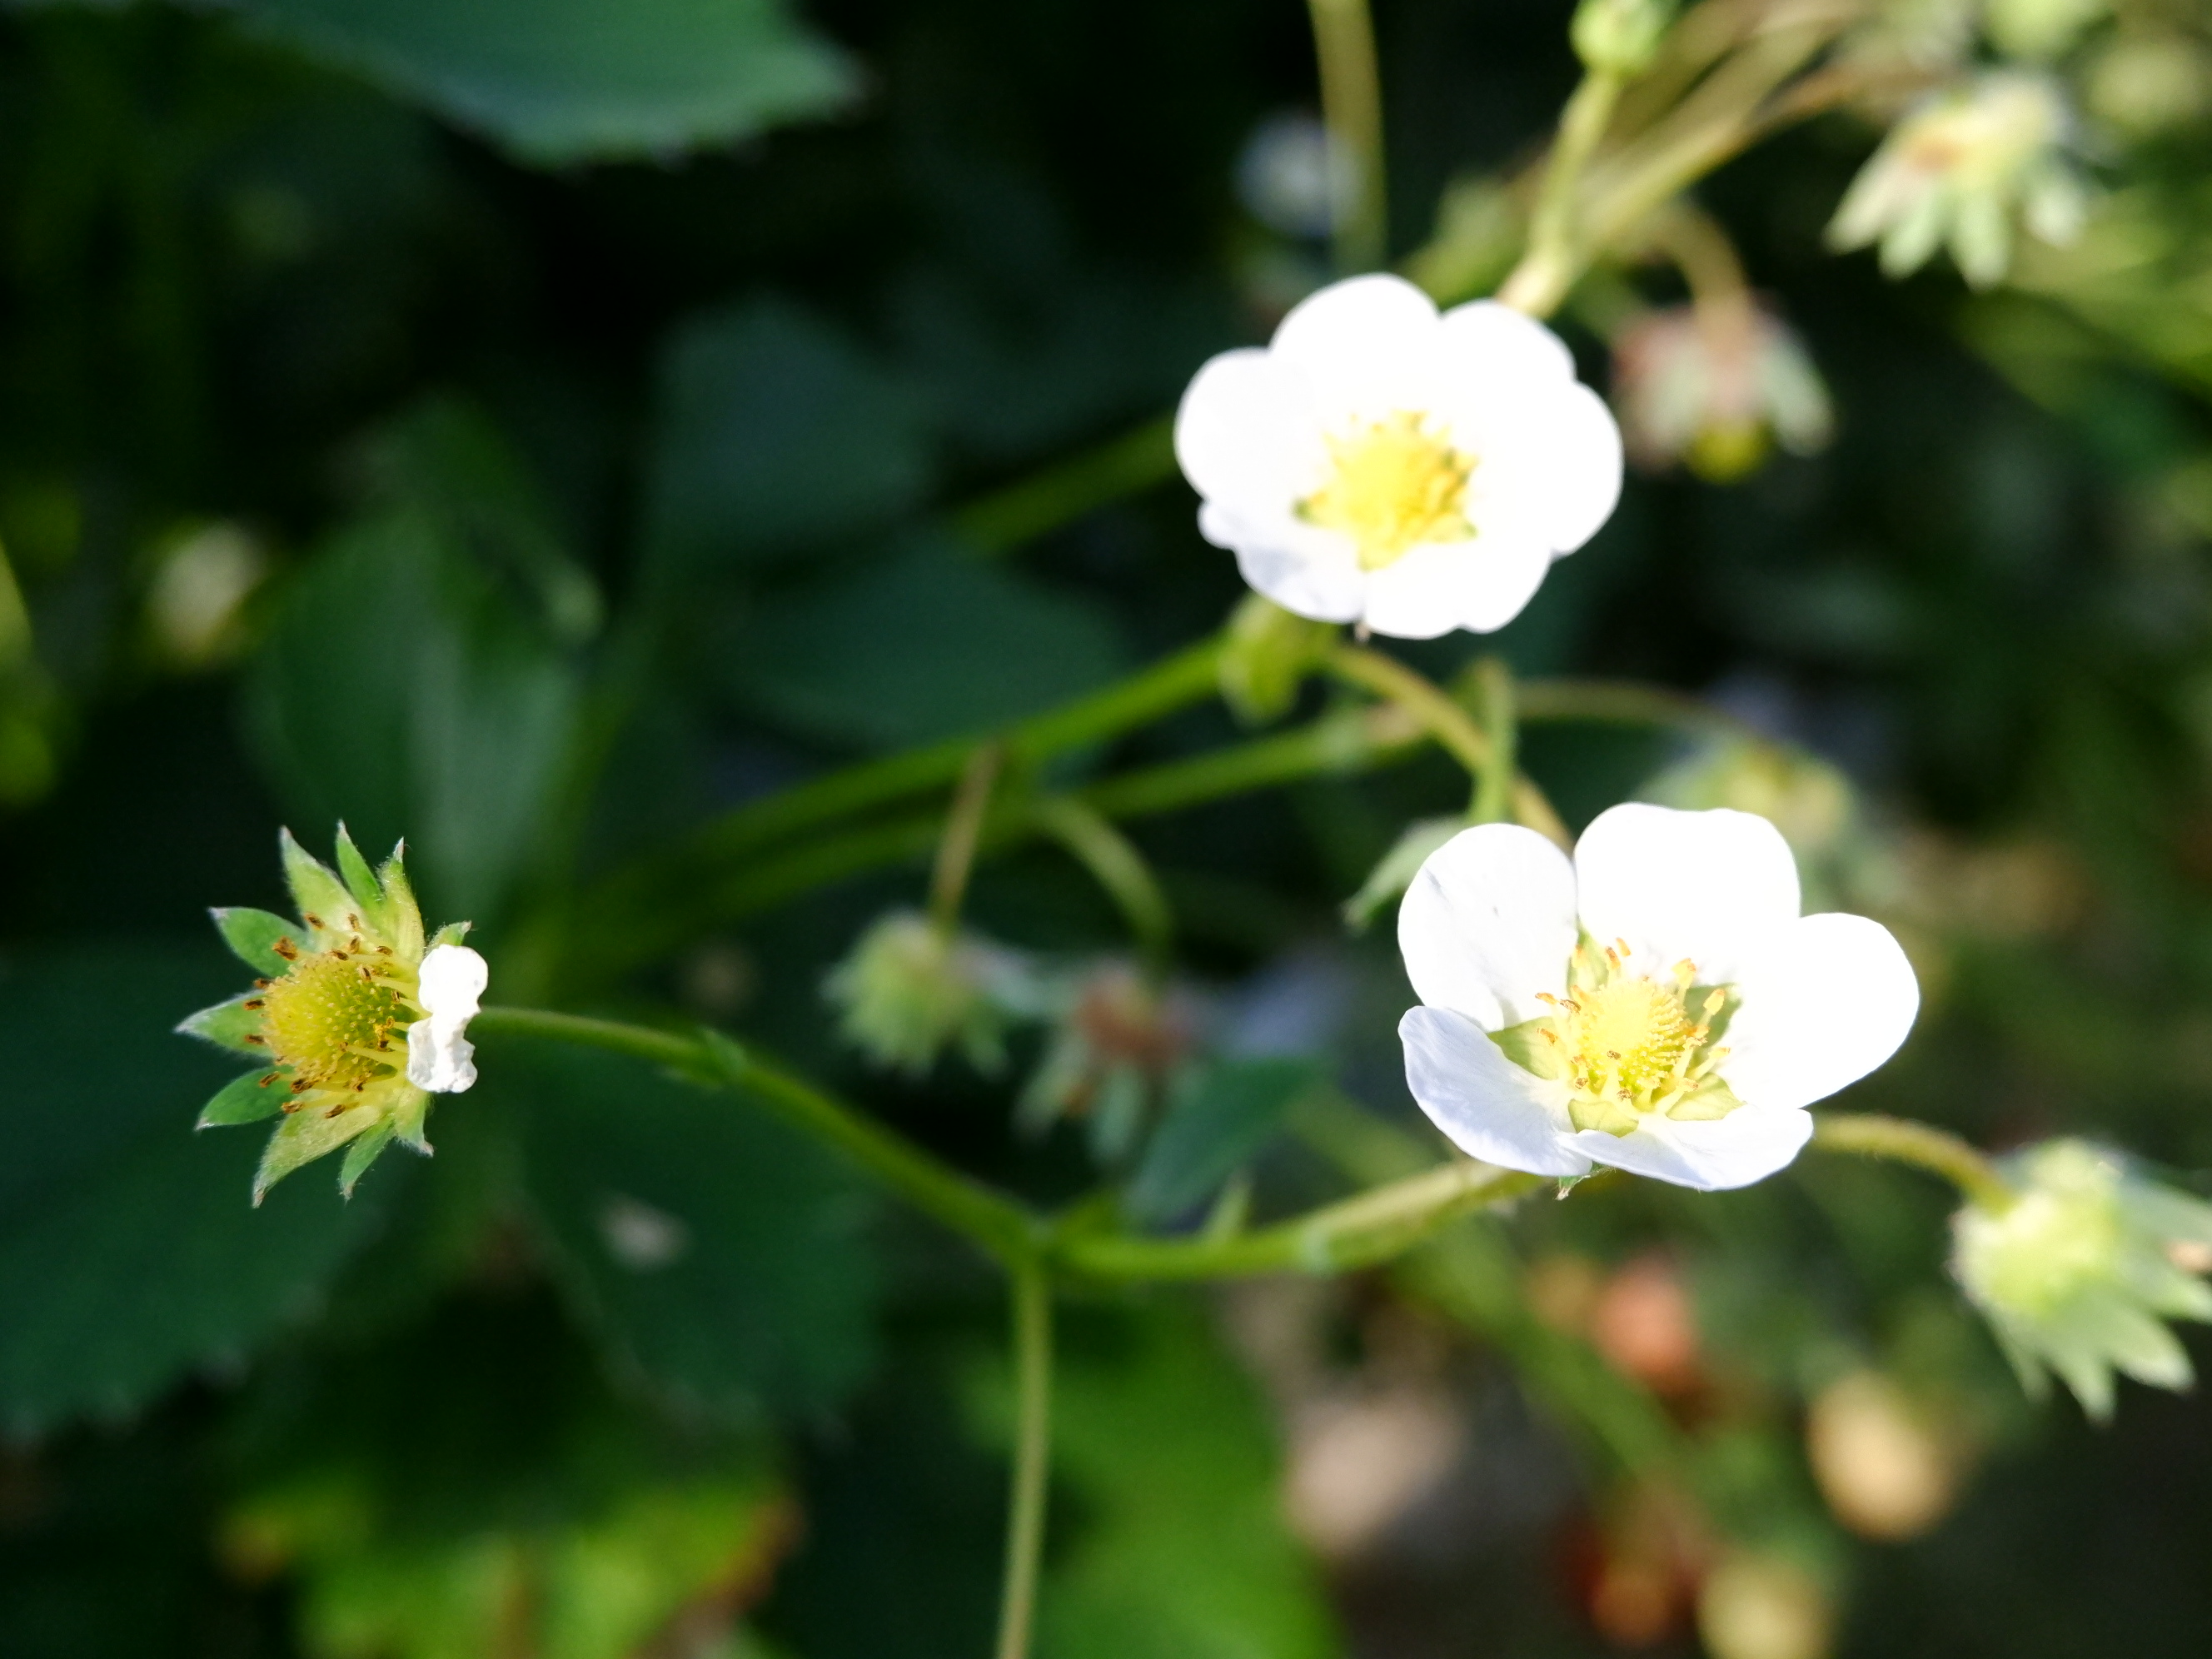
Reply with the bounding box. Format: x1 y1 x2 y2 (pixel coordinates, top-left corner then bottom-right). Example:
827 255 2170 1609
390 1085 434 1155
177 994 272 1058
1218 593 1339 725
332 823 395 936
379 843 426 961
211 907 304 976
278 828 355 939
1490 1017 1565 1082
337 1121 398 1196
1665 1075 1743 1122
1566 1093 1640 1136
252 1103 381 1205
430 919 474 949
198 1068 291 1128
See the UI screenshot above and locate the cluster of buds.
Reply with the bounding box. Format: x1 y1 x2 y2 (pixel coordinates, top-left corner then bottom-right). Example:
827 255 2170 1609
1951 1139 2212 1419
1828 72 2085 289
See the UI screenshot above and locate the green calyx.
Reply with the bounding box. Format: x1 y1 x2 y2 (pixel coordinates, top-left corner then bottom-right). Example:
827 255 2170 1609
179 825 462 1204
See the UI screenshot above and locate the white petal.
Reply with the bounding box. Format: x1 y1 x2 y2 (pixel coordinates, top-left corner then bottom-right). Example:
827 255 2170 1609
1268 274 1440 411
1437 299 1576 387
1358 533 1553 640
1721 912 1920 1112
1533 383 1625 555
1398 823 1575 1028
1573 804 1801 983
1570 1104 1814 1191
418 943 488 1021
1175 349 1321 511
1231 534 1366 624
406 1019 479 1094
1400 1005 1592 1178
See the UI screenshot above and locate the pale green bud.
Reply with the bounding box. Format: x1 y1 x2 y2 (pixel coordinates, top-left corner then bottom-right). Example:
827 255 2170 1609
1951 1140 2212 1420
1828 72 2085 289
1984 0 2105 63
1218 593 1339 725
824 910 1020 1077
1571 0 1676 76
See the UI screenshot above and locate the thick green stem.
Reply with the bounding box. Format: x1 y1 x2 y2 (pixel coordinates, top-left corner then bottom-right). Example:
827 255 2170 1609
994 1260 1054 1659
1056 1161 1542 1279
471 1007 1040 1264
1467 655 1517 824
1307 0 1389 273
955 416 1178 555
1812 1112 2016 1213
1517 675 1766 744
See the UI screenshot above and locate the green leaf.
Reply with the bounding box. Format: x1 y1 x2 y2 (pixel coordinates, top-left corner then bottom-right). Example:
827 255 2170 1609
498 1041 880 1420
199 1069 290 1128
233 0 859 166
1126 1058 1320 1225
641 298 933 574
247 411 585 923
177 994 272 1058
0 946 379 1436
337 1120 398 1196
729 534 1127 751
211 906 304 975
968 1308 1337 1659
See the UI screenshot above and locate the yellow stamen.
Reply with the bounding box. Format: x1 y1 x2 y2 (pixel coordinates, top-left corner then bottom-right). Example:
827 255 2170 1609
1297 411 1477 570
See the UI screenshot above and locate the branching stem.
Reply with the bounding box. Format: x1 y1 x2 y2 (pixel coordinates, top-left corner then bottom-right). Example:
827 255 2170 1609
994 1259 1054 1659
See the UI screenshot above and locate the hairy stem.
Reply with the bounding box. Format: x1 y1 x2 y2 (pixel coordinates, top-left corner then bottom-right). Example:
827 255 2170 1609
1812 1112 2016 1213
1498 67 1624 316
994 1260 1054 1659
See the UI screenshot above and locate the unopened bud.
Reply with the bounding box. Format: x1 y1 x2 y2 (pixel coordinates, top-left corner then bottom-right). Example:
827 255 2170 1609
1218 593 1339 725
1572 0 1676 76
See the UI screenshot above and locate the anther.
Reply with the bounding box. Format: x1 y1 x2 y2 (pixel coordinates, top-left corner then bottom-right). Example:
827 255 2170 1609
346 914 361 930
1615 938 1632 957
303 914 322 929
253 978 273 989
243 1034 267 1046
290 1078 308 1094
273 938 299 961
259 1072 282 1088
242 999 264 1010
1535 992 1559 1006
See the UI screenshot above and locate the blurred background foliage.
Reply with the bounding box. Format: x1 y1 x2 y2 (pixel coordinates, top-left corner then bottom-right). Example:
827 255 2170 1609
4 0 2212 1654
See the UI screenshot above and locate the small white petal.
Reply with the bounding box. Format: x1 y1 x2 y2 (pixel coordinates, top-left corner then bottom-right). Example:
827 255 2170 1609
1401 1005 1591 1178
1268 273 1441 410
1175 349 1322 511
1574 805 1801 982
1721 912 1920 1112
1437 299 1577 388
1398 824 1576 1029
1571 1104 1814 1192
418 943 488 1021
1231 534 1367 624
406 1019 479 1094
1533 383 1625 555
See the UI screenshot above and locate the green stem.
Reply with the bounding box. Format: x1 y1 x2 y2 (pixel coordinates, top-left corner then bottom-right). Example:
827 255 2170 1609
994 1259 1054 1659
1307 0 1389 273
954 416 1178 556
1516 676 1766 744
931 745 1004 937
471 1007 1041 1264
1033 795 1175 969
1328 644 1570 846
1497 67 1623 316
1467 655 1517 824
1056 1161 1542 1279
1811 1112 2015 1213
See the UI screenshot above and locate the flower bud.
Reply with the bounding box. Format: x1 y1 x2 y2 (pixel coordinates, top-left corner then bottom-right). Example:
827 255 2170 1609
824 910 1022 1078
1612 305 1833 482
1218 593 1339 725
1018 961 1197 1162
1572 0 1676 76
1951 1139 2212 1419
1827 72 2085 289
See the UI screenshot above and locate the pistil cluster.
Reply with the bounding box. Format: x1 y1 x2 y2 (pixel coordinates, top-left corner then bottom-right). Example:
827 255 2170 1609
1531 938 1737 1136
1298 411 1477 570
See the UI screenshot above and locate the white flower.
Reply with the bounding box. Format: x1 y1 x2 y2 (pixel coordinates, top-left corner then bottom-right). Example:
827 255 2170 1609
1173 274 1624 640
1396 804 1920 1190
406 942 488 1094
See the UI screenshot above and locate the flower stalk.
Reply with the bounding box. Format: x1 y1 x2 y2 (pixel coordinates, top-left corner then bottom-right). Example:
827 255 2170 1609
994 1259 1055 1659
1811 1112 2015 1214
1306 0 1389 273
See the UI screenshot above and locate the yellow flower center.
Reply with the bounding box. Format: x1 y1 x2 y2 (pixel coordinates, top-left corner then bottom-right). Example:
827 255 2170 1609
1297 411 1476 570
258 948 415 1092
1532 939 1737 1136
